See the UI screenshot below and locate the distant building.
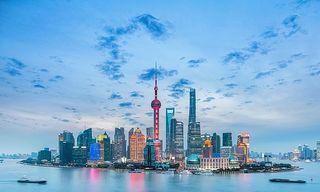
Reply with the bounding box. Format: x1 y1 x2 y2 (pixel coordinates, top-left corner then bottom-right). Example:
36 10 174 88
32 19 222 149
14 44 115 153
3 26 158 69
72 146 87 165
202 139 212 158
200 157 229 170
146 127 154 139
129 128 146 162
263 153 272 163
211 133 221 157
187 88 202 156
113 127 126 161
127 128 134 158
222 133 232 147
144 138 156 167
220 146 232 158
38 148 51 162
90 143 100 161
317 141 320 161
59 131 75 165
165 108 175 155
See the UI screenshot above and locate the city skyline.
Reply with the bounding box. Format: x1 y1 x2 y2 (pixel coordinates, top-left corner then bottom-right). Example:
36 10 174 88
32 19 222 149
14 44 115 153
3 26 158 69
1 0 320 154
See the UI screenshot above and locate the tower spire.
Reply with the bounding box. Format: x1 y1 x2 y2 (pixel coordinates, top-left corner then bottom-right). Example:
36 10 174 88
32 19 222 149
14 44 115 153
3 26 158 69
154 62 158 99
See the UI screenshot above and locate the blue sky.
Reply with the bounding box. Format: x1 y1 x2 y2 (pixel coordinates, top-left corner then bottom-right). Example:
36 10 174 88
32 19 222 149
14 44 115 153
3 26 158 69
0 0 319 153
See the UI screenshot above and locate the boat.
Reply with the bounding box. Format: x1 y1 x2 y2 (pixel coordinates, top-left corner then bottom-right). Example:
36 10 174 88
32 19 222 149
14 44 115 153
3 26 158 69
269 178 306 183
128 169 142 173
17 177 47 184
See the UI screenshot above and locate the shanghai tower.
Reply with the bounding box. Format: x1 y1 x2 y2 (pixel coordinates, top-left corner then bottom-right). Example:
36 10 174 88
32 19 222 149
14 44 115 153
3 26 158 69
151 64 161 161
187 88 202 155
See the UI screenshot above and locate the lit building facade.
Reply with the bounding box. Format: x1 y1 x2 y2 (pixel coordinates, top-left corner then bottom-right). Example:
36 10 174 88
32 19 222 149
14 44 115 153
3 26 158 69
236 132 250 164
203 139 212 158
170 118 184 160
200 157 229 170
129 128 146 162
90 143 100 161
165 108 175 156
146 127 154 139
127 128 134 158
220 146 232 158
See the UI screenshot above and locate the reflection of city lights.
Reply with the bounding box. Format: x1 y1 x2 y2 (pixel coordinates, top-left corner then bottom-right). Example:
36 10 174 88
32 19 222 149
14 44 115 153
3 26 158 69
89 168 100 183
129 173 145 192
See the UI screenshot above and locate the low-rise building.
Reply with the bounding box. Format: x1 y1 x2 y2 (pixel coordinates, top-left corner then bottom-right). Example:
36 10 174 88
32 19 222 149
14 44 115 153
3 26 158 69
200 157 229 170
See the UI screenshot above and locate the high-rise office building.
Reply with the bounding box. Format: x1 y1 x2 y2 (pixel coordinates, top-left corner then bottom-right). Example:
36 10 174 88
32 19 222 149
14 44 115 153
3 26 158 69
38 147 51 162
72 146 87 165
170 118 184 160
187 88 202 156
77 128 94 158
129 128 146 162
165 108 175 155
96 132 112 162
212 133 221 157
144 138 156 167
222 133 232 147
90 143 100 161
317 141 320 161
146 127 154 139
113 127 126 161
127 128 134 158
59 131 75 165
151 64 161 160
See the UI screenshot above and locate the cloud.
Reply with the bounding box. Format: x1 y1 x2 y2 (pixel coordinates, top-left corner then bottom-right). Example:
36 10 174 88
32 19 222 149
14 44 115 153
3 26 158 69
260 27 279 39
64 107 78 113
130 91 144 98
168 78 193 99
138 66 177 81
223 92 236 97
119 102 133 108
49 56 63 63
187 58 207 68
33 84 46 89
98 14 170 80
255 70 276 79
109 93 123 100
49 75 64 82
223 51 250 64
123 112 132 117
282 15 302 38
246 41 269 54
224 83 238 89
219 74 236 81
244 100 253 104
0 57 26 76
203 96 215 102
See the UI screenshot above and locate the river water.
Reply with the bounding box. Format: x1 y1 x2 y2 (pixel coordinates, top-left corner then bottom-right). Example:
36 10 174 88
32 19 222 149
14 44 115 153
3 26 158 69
0 159 319 192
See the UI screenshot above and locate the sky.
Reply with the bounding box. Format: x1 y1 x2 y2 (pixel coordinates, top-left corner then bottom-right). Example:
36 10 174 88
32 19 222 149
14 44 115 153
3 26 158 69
0 0 319 154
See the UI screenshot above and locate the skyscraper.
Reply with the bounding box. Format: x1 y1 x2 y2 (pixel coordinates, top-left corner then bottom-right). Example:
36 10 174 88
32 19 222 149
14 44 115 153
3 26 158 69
211 133 221 157
170 118 184 160
59 131 75 165
187 88 202 156
77 128 94 158
236 132 250 164
144 138 156 167
113 127 126 161
96 132 112 162
203 139 212 158
146 127 154 139
151 64 161 160
165 108 175 156
127 128 134 158
222 133 232 147
129 128 146 162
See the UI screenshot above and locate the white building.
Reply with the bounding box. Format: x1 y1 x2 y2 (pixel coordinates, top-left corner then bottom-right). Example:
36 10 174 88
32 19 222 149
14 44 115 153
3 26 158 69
200 157 229 170
220 146 232 158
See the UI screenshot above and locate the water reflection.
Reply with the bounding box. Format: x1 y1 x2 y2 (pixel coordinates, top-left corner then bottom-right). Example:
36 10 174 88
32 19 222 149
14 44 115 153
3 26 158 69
129 173 145 192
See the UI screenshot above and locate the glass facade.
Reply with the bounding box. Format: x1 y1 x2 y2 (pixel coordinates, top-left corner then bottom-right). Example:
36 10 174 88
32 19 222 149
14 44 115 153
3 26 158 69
165 108 175 155
90 143 100 161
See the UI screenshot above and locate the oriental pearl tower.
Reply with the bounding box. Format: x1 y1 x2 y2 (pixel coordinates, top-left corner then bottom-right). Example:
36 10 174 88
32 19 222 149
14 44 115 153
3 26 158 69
151 64 161 161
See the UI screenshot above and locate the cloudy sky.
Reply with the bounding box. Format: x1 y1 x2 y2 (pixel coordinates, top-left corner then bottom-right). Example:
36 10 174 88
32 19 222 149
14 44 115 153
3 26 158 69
0 0 319 154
